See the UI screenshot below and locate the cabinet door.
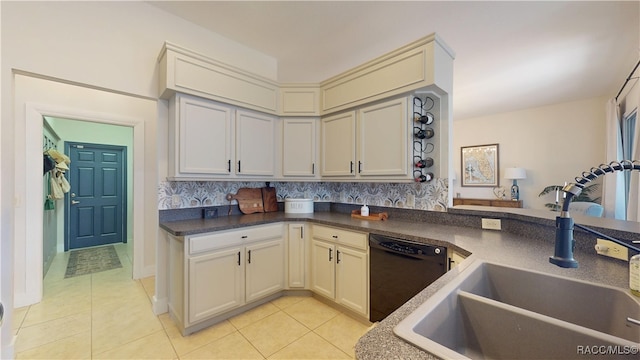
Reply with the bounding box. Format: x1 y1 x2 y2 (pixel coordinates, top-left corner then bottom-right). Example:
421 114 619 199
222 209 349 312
177 95 233 175
245 238 285 302
287 224 306 288
335 246 369 317
448 251 466 271
310 240 336 299
236 110 276 176
188 247 244 324
357 97 408 176
283 119 317 177
321 111 356 177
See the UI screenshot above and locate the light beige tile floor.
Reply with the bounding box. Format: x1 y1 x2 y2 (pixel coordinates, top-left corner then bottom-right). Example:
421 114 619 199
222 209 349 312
14 243 372 359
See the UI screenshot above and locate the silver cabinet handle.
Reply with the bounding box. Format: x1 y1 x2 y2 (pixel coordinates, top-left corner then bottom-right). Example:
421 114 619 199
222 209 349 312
71 200 80 205
0 301 4 327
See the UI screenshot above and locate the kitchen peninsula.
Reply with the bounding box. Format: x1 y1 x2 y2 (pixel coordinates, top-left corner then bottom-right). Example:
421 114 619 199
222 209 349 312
159 204 639 358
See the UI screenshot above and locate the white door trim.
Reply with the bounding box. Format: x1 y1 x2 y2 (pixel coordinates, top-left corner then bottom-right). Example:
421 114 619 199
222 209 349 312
15 101 145 307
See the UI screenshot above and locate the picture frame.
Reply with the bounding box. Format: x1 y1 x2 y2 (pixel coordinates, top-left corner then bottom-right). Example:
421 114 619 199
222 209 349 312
461 143 499 187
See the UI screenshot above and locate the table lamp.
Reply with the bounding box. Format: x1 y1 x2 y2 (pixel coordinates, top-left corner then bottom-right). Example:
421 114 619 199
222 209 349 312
504 167 526 201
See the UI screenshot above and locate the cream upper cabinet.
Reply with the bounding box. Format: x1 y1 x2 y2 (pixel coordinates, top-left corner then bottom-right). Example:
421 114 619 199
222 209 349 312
236 109 276 176
169 94 233 178
168 94 279 180
320 111 356 177
282 119 318 178
320 97 411 180
357 97 409 176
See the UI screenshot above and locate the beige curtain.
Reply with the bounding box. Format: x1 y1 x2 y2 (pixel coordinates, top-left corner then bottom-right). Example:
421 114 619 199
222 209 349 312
602 99 626 219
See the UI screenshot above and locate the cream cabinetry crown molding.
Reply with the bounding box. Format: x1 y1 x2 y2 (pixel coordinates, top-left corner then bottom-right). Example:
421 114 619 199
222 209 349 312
158 33 454 117
158 42 280 114
320 33 455 115
279 84 321 116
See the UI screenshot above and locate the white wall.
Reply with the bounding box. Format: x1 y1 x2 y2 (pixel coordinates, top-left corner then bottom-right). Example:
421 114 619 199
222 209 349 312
1 1 277 99
453 96 608 210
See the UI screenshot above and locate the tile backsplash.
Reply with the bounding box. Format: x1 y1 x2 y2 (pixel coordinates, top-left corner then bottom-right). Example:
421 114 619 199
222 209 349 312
158 179 449 211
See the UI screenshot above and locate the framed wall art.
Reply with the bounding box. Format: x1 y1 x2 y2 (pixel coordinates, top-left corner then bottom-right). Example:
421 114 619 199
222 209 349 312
461 143 499 187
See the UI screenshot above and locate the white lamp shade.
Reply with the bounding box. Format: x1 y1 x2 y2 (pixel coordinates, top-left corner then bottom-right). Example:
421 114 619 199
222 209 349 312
504 167 526 180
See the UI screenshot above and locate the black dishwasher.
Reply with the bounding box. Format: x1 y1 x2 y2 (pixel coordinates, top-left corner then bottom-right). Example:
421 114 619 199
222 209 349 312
369 234 447 322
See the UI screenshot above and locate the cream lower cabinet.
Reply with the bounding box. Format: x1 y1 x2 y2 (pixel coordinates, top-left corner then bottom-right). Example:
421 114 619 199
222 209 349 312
169 223 284 333
310 239 336 298
245 238 285 302
287 223 307 288
447 250 467 271
188 246 244 323
310 225 369 317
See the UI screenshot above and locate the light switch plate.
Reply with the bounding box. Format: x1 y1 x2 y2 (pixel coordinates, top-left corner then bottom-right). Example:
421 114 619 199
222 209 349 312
481 218 501 230
595 239 628 261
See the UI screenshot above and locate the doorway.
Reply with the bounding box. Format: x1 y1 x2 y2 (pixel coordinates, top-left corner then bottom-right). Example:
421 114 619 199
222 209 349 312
65 142 127 250
14 74 156 312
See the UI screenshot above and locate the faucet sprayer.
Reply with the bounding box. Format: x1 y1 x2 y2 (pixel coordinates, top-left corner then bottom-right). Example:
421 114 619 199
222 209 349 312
550 160 640 268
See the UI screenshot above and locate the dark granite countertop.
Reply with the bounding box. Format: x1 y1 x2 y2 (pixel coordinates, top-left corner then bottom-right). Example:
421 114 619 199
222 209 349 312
159 208 638 359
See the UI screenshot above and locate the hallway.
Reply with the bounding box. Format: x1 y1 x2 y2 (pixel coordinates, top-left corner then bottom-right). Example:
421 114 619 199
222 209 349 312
12 243 371 359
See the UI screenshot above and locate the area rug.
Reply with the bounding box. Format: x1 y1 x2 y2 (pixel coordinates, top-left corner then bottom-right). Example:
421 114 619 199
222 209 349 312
65 245 122 278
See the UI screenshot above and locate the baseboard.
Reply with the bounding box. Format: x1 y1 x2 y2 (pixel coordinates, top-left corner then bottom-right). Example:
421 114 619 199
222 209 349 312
152 295 168 315
134 264 155 280
14 291 38 309
5 334 17 359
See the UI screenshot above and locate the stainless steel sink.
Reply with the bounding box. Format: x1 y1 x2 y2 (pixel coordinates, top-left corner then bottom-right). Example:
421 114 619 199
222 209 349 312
394 260 640 359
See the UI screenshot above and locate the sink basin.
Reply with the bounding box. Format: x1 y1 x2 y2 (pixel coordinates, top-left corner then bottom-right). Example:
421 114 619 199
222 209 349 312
394 260 640 359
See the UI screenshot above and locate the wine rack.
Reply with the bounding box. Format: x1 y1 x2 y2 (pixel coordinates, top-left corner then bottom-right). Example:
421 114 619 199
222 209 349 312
412 96 435 182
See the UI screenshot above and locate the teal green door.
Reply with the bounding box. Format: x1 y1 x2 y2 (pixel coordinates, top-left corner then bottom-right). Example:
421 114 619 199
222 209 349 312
65 142 126 250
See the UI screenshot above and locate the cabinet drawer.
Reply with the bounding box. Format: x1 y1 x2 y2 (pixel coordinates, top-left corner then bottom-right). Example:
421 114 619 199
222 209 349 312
189 223 283 255
312 225 367 250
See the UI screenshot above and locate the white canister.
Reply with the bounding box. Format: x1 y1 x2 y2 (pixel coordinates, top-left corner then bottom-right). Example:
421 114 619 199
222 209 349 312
284 198 314 214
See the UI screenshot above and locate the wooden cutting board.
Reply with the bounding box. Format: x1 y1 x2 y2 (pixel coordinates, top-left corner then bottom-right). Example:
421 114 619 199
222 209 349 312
227 188 264 214
262 186 278 212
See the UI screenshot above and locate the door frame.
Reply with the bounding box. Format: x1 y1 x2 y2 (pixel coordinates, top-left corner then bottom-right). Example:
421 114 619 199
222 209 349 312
17 101 146 307
64 142 128 251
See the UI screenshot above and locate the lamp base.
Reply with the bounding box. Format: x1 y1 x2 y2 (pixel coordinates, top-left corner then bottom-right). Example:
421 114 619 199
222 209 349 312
510 180 519 201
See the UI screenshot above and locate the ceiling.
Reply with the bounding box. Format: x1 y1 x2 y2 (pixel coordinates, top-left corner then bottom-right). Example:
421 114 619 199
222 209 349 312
149 1 639 120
